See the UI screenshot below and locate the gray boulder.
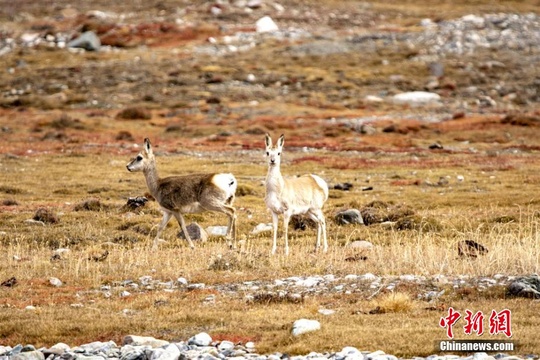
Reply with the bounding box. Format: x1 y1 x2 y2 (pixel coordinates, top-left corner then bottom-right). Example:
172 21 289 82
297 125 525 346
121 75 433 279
178 222 208 242
507 274 540 299
335 209 364 225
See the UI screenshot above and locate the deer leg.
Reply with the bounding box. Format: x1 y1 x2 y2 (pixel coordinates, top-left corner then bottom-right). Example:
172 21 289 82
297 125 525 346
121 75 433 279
203 204 237 249
283 212 291 256
271 212 279 255
222 205 237 249
308 210 327 252
154 210 173 250
316 210 328 252
173 212 195 249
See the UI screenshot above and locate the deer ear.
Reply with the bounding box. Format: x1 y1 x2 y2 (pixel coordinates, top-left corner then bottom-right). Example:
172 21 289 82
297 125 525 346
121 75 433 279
277 134 285 148
144 138 152 154
265 133 272 148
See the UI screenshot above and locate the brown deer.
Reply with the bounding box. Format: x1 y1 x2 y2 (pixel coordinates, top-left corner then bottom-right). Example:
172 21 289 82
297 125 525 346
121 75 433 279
127 138 237 250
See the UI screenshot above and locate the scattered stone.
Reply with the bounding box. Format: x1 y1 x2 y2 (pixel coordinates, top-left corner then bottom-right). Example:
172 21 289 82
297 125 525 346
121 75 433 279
256 16 279 33
334 182 353 191
123 335 170 347
188 332 212 346
67 31 101 51
348 240 373 251
24 219 45 226
151 343 181 360
1 277 17 287
178 222 208 242
10 350 45 360
457 240 489 258
335 209 364 225
206 226 228 237
507 274 540 299
123 196 148 211
49 277 62 287
392 91 441 106
251 223 273 234
318 309 335 316
218 341 235 351
291 215 318 230
428 142 443 150
292 319 321 336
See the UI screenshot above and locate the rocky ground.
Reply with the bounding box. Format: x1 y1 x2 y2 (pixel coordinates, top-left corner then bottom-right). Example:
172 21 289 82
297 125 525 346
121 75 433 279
0 1 539 119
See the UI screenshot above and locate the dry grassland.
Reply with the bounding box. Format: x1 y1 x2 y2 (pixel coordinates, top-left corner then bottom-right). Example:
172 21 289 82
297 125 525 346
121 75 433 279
1 110 540 356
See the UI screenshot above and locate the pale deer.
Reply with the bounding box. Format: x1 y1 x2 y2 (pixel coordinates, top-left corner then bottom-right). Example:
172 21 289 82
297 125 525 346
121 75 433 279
126 138 237 250
264 134 329 255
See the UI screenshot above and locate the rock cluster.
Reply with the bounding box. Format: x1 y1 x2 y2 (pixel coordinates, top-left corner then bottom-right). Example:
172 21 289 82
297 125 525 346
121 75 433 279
0 333 527 360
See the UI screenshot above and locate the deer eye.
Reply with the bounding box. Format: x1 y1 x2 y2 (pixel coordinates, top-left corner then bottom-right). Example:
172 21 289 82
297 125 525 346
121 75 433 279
278 152 281 156
266 152 269 156
136 155 143 161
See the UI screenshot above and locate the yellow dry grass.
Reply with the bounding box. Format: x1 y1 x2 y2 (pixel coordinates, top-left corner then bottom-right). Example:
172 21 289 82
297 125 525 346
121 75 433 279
1 132 540 356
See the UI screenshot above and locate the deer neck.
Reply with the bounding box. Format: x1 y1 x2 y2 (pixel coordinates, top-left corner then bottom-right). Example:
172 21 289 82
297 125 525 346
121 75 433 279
142 161 160 197
266 164 285 196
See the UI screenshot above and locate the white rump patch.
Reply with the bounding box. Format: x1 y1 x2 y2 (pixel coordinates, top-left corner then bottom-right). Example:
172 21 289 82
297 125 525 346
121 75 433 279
310 175 329 200
212 173 237 198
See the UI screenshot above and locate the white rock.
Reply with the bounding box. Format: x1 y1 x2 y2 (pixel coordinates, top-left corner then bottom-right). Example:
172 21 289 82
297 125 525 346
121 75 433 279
318 309 335 316
25 305 37 311
205 226 228 236
366 350 385 360
150 344 181 360
457 175 465 182
49 343 71 353
120 291 131 297
336 346 364 360
49 277 62 287
359 273 378 281
217 341 235 351
123 335 169 348
256 16 279 33
348 240 373 250
291 319 321 336
364 95 384 103
251 223 273 234
188 332 212 346
295 277 321 287
399 274 417 282
177 277 188 286
344 274 358 281
21 33 40 44
392 91 441 105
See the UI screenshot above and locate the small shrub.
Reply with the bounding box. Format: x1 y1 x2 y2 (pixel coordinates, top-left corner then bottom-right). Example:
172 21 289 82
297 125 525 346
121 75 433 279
116 107 151 120
73 198 108 211
374 292 415 313
235 184 259 197
33 207 59 224
0 186 23 195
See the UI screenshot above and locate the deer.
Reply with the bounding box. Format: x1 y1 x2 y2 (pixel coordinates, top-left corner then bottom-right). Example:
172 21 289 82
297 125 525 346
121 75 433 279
264 134 329 255
126 138 237 250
